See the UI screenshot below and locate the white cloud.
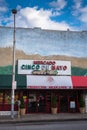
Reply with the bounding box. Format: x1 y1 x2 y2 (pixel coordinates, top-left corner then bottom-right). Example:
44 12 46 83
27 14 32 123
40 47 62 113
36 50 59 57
52 11 60 16
73 0 87 23
0 7 7 12
79 6 87 22
49 0 67 10
9 6 72 31
0 0 8 26
73 0 82 9
72 0 82 16
0 0 8 12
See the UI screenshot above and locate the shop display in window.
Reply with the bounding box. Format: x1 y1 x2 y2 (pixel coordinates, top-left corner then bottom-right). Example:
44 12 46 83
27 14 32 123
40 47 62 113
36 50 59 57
15 93 18 103
4 92 11 104
0 92 3 104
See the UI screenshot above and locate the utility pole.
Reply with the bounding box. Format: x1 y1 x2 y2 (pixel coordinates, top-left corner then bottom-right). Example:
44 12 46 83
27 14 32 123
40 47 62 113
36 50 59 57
11 9 17 119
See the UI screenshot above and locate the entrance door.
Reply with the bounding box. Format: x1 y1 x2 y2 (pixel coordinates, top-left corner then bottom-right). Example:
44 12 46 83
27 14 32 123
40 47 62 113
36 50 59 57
60 96 68 112
37 94 46 113
28 94 37 113
28 93 46 113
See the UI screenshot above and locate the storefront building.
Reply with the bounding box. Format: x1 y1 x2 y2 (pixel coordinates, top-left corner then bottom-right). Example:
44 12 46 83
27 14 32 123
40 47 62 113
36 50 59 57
0 59 87 115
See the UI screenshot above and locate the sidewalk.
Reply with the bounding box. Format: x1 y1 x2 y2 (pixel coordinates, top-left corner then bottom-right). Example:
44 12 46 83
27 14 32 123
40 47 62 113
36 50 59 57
0 113 87 124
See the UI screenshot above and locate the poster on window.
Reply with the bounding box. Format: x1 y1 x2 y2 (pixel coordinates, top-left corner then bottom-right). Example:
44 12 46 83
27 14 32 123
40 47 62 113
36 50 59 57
70 101 75 108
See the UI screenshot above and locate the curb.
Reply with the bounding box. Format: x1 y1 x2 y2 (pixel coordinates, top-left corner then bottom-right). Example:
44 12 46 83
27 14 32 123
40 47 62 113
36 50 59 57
0 118 87 124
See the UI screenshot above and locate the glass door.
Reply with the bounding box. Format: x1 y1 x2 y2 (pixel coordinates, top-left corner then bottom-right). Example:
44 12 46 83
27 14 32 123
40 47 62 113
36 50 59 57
60 96 68 112
28 93 46 113
28 93 37 113
37 94 46 113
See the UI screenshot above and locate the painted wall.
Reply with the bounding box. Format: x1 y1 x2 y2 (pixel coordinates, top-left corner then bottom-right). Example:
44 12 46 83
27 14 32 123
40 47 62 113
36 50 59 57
0 26 87 57
0 27 87 75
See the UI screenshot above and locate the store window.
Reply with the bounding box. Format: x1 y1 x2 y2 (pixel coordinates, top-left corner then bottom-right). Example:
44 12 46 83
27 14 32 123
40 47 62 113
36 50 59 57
4 91 11 104
14 92 18 102
4 91 19 105
0 92 3 104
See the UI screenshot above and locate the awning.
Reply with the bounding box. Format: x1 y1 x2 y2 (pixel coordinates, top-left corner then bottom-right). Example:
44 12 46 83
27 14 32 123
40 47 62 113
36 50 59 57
27 75 73 89
72 76 87 89
0 75 26 89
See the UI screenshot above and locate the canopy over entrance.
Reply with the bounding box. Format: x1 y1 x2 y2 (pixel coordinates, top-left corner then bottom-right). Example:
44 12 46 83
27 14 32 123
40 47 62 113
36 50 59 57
27 75 73 89
72 76 87 89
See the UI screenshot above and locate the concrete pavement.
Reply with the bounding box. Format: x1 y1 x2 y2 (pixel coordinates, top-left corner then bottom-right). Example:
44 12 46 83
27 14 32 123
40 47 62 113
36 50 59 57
0 113 87 124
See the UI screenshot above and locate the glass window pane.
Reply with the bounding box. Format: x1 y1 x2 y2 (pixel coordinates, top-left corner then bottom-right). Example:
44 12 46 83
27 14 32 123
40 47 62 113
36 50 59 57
4 91 11 104
0 92 3 104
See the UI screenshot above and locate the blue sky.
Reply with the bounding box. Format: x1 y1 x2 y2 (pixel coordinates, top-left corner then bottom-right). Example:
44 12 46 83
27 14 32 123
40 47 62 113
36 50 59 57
0 0 87 30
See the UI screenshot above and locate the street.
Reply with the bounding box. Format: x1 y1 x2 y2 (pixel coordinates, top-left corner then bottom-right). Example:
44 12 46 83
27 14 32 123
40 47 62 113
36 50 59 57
0 121 87 130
